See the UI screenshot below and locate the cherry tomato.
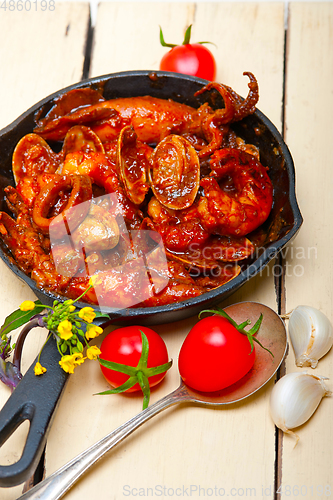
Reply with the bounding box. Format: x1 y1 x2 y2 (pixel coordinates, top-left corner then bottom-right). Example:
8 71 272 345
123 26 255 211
160 44 216 81
100 326 170 392
159 25 216 81
178 315 256 392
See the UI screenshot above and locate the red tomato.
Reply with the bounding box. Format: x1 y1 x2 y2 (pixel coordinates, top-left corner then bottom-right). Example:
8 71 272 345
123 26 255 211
100 326 169 392
178 316 255 392
160 43 216 81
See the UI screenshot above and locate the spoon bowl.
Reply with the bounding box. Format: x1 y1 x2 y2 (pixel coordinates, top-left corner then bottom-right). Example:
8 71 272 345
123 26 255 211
186 301 287 405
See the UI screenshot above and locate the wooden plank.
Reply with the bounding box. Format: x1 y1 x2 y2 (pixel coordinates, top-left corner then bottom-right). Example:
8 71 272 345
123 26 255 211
0 2 90 129
90 2 196 78
281 1 333 493
0 4 90 498
43 3 286 499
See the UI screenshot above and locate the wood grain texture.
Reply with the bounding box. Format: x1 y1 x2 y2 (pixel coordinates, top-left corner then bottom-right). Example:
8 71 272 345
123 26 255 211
43 3 286 499
281 1 333 490
0 2 90 129
0 4 90 498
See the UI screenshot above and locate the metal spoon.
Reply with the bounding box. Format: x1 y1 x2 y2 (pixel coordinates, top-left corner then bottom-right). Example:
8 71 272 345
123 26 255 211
18 301 287 500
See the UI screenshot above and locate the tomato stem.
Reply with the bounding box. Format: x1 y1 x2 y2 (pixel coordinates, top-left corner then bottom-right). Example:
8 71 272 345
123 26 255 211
96 376 137 395
137 371 150 410
160 24 216 49
182 25 192 45
159 26 177 48
199 308 273 357
97 331 172 409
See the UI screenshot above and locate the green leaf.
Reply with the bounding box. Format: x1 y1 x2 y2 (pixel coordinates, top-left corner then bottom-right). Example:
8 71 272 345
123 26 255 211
182 25 192 45
199 308 239 329
0 301 46 337
247 314 263 335
252 337 274 357
145 360 173 377
198 41 217 48
159 26 176 48
137 331 149 371
137 371 150 410
93 311 111 320
96 376 137 395
98 358 137 377
246 333 254 354
238 320 251 329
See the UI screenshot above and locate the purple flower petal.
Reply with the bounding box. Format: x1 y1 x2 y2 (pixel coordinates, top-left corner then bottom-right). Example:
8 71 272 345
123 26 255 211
0 358 22 392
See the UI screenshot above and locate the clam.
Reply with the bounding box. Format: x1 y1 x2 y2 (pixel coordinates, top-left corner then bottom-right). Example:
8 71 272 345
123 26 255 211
61 125 105 157
116 125 150 205
148 135 200 210
12 133 60 184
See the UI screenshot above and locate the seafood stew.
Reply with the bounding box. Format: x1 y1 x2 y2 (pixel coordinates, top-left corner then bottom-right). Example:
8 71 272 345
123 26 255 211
0 71 302 324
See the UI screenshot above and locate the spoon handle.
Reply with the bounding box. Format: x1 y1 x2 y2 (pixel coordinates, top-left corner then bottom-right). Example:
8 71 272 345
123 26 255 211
18 384 190 500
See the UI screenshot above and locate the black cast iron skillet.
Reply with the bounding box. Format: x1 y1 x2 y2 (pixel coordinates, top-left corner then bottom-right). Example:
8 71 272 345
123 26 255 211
0 71 302 487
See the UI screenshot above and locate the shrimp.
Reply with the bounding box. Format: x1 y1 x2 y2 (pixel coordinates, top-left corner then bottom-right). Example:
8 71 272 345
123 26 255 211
198 148 273 237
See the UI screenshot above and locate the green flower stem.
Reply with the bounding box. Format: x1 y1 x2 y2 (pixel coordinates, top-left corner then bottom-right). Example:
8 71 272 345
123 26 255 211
12 317 43 372
71 284 93 304
37 333 53 364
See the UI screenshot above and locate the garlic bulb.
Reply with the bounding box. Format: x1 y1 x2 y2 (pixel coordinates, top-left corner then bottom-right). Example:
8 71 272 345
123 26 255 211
288 305 333 368
270 372 331 443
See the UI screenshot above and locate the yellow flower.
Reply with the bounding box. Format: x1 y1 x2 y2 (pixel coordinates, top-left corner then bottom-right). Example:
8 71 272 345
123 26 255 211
74 353 86 366
79 307 96 323
59 353 86 374
89 275 103 287
64 299 75 313
86 345 102 360
57 320 73 340
86 324 103 340
20 300 36 312
34 362 47 376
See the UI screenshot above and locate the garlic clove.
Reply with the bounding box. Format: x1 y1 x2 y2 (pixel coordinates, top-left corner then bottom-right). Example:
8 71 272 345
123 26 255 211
270 372 331 443
288 305 333 368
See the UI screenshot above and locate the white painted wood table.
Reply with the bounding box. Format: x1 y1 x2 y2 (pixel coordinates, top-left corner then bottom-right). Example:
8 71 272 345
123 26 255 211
0 2 332 499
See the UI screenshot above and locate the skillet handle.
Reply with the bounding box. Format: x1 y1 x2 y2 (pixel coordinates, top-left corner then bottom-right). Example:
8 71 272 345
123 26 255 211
0 338 68 487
